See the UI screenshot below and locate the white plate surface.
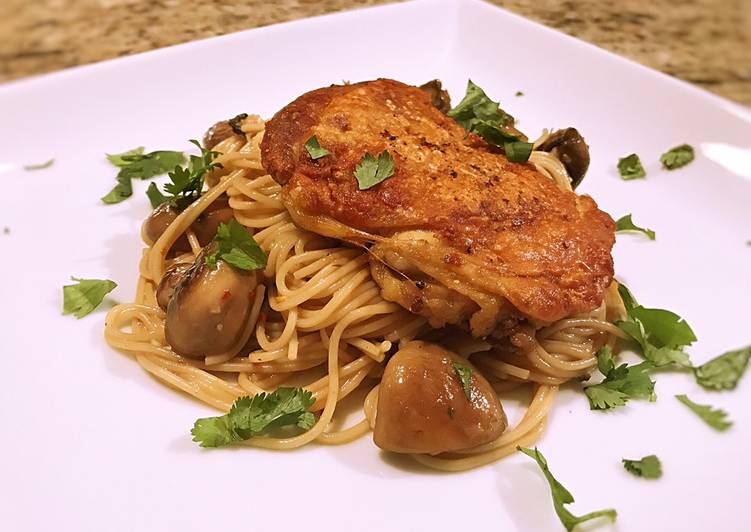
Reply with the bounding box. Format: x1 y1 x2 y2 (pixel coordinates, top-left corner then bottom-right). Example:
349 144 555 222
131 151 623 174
1 1 750 531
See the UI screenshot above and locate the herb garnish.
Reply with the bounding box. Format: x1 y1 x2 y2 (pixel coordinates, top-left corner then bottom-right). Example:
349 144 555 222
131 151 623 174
102 147 185 204
62 277 117 319
452 361 473 400
304 135 330 160
204 219 267 271
191 388 316 447
23 159 54 171
617 153 646 180
354 151 394 190
147 140 222 208
447 80 533 163
622 455 662 479
694 345 751 391
515 90 524 97
518 447 617 531
660 144 694 170
616 283 696 368
615 214 656 240
675 394 732 431
584 346 655 410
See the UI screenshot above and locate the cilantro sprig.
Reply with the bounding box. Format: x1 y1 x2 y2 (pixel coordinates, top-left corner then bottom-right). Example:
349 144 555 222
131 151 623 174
584 346 655 410
615 214 655 240
62 277 117 319
354 151 394 190
616 283 696 368
675 394 732 432
204 219 267 271
518 447 617 531
694 345 751 391
146 140 222 208
622 455 662 479
447 80 533 163
102 147 185 204
452 361 473 400
191 388 316 447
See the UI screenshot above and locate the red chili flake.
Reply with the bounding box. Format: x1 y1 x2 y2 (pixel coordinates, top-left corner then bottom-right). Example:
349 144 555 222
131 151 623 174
222 290 232 301
258 312 267 324
248 289 256 300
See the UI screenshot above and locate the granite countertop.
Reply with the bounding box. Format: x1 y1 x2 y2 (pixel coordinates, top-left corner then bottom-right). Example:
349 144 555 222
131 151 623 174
1 0 749 105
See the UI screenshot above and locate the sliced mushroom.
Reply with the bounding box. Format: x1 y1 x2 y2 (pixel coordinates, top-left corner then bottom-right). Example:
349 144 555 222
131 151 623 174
165 243 260 359
419 80 452 114
141 196 235 253
536 127 590 189
203 121 235 150
373 340 507 455
156 262 191 310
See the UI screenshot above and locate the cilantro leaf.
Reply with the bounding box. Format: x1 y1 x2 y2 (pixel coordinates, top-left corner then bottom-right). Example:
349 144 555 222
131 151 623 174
62 277 117 319
584 346 655 410
660 144 694 170
151 140 222 208
617 153 646 180
448 80 531 163
191 388 316 447
101 172 134 204
304 136 330 160
615 214 656 240
102 147 185 205
675 394 732 431
452 361 473 400
515 90 524 97
622 455 662 479
204 219 267 272
518 447 617 531
694 345 751 391
23 159 54 171
106 147 144 167
146 182 169 209
616 283 696 367
354 151 394 190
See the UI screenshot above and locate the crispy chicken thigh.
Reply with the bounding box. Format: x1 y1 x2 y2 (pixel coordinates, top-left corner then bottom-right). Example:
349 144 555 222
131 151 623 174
261 79 615 336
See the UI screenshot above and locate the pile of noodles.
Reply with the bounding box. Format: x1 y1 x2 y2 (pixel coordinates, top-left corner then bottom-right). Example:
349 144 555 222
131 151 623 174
105 115 627 471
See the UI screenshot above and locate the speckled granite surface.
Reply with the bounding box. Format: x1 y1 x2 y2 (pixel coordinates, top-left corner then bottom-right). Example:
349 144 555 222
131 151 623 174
1 0 749 105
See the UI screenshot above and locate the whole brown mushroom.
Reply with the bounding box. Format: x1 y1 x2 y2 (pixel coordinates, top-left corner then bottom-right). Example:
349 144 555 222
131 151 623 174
537 127 590 189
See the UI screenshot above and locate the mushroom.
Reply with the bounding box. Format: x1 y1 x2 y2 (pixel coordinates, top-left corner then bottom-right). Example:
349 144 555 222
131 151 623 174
536 127 590 189
373 340 507 454
141 196 235 253
155 262 191 310
165 243 260 359
419 80 452 114
203 113 248 149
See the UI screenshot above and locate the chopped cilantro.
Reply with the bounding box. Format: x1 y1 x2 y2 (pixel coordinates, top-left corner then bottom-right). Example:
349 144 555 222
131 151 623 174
584 346 655 410
23 159 54 171
660 144 694 170
518 447 617 531
62 277 117 319
354 151 394 190
615 214 655 240
675 394 732 431
617 153 646 180
694 346 751 391
616 283 696 367
452 361 473 400
622 455 662 479
304 135 330 160
149 140 222 208
191 388 316 447
515 90 524 96
204 219 267 271
102 147 185 204
448 80 531 163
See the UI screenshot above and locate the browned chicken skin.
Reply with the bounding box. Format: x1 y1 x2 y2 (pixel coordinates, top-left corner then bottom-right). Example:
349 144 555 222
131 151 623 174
261 79 615 336
374 341 507 454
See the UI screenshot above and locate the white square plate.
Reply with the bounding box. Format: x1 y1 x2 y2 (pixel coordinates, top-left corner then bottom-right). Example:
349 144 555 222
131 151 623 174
1 1 750 530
